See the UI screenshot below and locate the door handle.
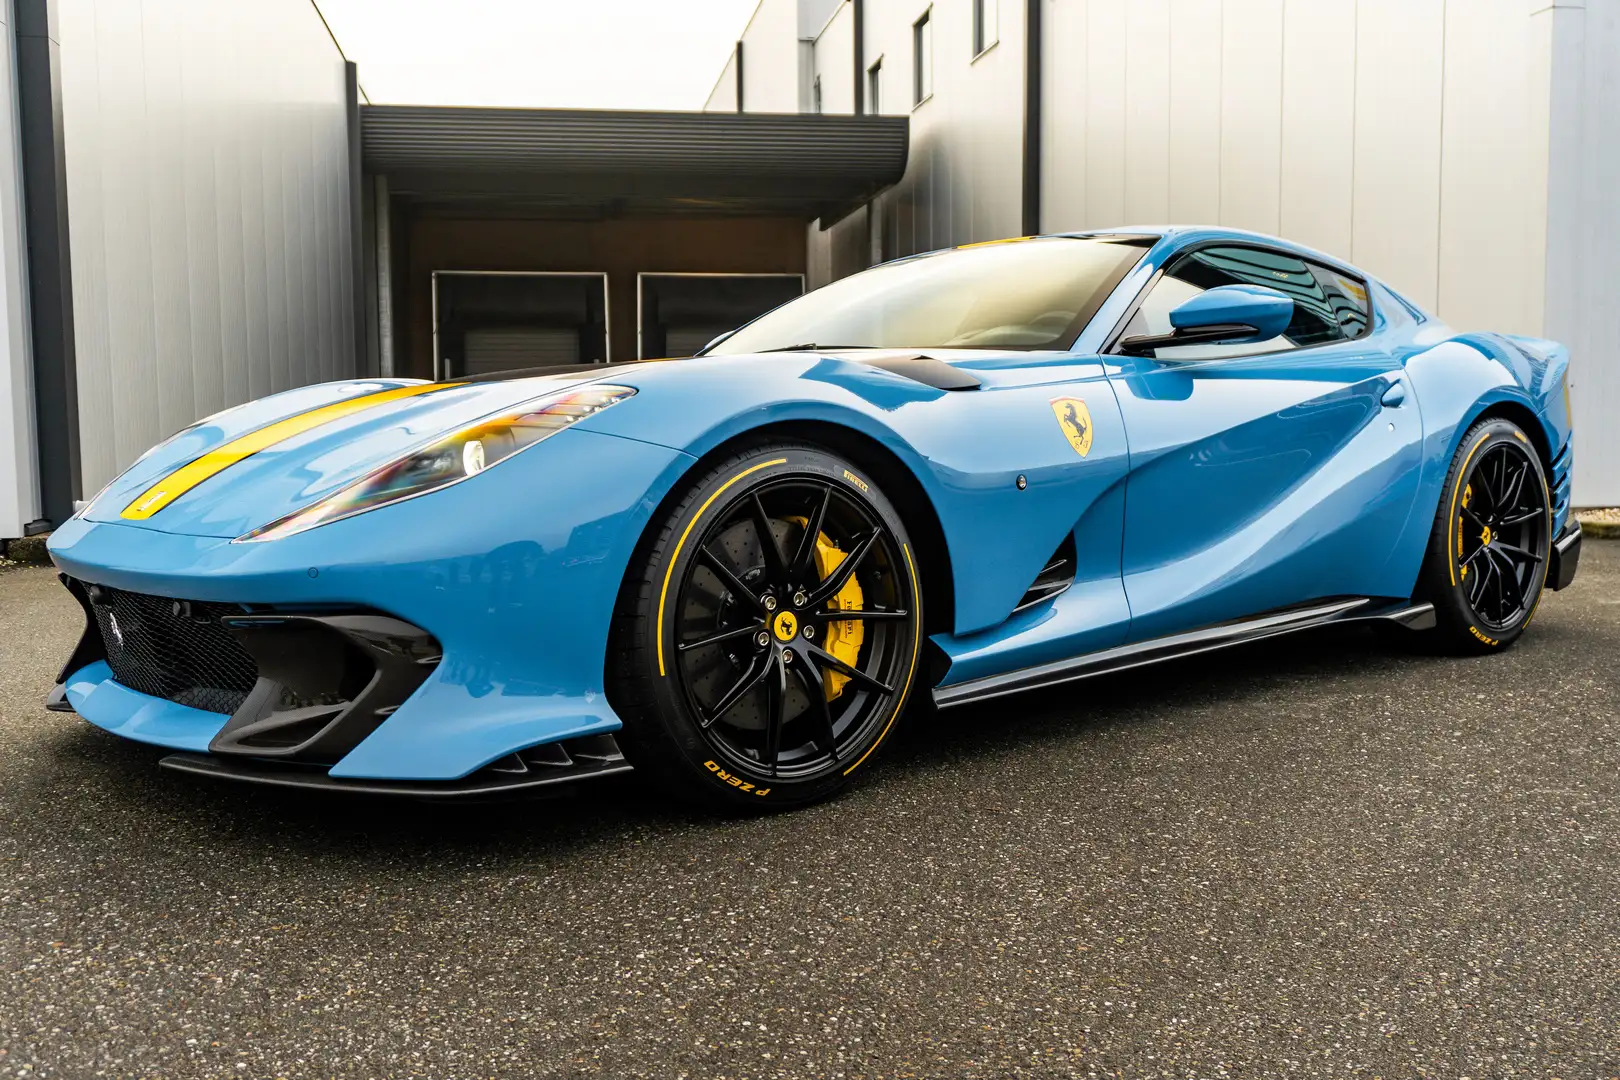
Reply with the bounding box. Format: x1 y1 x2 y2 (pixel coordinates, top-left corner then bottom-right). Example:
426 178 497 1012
1380 381 1407 408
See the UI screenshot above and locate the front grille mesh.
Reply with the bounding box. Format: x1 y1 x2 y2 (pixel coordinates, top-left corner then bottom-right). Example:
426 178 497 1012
89 586 259 714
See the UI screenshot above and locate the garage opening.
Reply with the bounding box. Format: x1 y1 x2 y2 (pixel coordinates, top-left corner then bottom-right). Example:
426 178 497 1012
637 273 805 358
431 271 610 379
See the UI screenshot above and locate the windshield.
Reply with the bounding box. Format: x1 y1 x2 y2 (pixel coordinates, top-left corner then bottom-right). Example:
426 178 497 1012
705 235 1154 354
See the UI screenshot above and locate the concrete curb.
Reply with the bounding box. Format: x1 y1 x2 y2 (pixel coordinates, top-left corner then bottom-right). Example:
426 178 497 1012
1577 516 1620 540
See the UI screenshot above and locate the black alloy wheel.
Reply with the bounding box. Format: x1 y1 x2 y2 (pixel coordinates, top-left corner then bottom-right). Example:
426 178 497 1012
1454 441 1550 629
1418 417 1552 653
610 445 923 809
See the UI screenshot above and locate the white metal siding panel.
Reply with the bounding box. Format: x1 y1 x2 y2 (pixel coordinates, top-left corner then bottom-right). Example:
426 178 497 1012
179 9 225 431
1167 0 1222 224
61 0 353 491
1350 0 1444 308
1084 0 1126 227
1040 0 1089 232
814 2 855 115
1278 0 1354 257
1545 0 1620 505
842 0 1022 259
1437 0 1550 340
959 0 1021 244
1123 0 1171 225
1218 0 1283 235
741 0 802 113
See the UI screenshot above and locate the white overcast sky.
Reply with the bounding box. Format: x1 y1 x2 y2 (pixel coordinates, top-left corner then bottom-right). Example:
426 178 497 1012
316 0 760 110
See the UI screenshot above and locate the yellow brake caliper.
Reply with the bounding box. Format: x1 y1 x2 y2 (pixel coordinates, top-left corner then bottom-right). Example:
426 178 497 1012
790 518 865 700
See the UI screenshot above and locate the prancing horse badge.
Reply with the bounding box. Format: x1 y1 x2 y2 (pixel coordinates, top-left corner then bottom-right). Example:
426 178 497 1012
1050 397 1094 457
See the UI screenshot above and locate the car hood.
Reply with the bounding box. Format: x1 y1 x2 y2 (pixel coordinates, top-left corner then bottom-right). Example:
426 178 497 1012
81 368 623 538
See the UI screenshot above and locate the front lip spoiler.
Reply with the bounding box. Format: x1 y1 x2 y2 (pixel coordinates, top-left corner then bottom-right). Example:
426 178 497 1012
1548 520 1582 592
156 733 633 799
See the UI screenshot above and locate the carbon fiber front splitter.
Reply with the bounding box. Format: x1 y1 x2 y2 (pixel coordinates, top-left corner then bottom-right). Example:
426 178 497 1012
154 733 633 799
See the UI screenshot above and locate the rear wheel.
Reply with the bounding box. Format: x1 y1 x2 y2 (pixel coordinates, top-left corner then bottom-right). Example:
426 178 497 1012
609 445 924 810
1414 417 1552 653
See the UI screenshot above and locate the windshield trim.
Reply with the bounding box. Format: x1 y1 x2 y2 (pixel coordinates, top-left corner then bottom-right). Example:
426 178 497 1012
698 233 1161 356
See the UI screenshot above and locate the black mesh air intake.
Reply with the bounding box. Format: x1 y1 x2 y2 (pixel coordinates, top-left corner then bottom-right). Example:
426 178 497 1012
87 586 258 714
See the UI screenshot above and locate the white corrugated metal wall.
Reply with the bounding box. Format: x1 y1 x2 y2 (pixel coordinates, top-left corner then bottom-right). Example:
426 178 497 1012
59 0 355 492
1040 0 1553 340
1545 0 1620 507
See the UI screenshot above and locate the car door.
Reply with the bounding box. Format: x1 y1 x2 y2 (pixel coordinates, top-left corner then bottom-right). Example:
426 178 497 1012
1104 242 1425 642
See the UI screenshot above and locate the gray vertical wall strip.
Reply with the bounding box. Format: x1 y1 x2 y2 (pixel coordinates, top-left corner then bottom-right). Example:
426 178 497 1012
14 0 77 525
59 0 355 491
852 0 863 114
345 60 365 376
373 173 392 377
1022 0 1041 236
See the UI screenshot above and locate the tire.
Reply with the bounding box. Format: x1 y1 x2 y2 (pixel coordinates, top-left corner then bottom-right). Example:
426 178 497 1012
609 444 925 810
1413 416 1553 654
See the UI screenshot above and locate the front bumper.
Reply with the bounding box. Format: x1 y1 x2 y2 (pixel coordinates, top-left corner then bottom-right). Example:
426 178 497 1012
1548 520 1582 592
45 427 693 786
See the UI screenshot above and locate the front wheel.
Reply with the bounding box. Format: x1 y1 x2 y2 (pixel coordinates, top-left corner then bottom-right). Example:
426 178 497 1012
1414 417 1552 653
609 445 924 810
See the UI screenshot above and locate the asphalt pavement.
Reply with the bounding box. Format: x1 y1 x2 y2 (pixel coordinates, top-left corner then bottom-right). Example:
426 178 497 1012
2 545 1617 1079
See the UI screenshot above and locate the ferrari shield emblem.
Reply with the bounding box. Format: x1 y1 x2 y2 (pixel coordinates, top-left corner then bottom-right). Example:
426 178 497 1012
1050 397 1094 457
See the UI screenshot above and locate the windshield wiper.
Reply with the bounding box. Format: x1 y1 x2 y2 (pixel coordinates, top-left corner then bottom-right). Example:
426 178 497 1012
756 343 879 352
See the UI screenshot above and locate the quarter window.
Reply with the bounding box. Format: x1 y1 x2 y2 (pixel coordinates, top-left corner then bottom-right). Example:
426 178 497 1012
1119 245 1372 360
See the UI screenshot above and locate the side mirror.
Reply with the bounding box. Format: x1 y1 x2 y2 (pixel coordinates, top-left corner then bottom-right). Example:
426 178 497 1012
1119 284 1295 356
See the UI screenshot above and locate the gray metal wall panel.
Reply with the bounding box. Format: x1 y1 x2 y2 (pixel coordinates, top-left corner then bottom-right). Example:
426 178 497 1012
61 0 353 491
0 1 40 536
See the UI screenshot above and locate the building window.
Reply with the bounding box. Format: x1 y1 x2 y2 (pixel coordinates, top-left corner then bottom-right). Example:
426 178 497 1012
973 0 998 56
913 10 933 105
813 74 822 114
867 58 882 114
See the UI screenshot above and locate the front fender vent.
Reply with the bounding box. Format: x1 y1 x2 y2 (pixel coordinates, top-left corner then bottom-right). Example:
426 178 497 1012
1013 533 1077 614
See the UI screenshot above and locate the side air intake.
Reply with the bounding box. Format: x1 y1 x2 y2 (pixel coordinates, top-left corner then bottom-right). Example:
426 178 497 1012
1013 533 1077 614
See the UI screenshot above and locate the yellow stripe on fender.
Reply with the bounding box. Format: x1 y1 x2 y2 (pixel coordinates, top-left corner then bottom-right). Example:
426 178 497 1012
121 383 450 520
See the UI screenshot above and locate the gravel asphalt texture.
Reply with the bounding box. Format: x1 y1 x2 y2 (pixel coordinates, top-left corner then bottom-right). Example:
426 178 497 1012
1 544 1617 1079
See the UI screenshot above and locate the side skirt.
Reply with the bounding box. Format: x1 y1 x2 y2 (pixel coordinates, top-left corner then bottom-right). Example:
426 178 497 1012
932 597 1435 710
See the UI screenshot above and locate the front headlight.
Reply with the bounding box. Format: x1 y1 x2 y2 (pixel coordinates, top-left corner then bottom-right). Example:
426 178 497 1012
237 384 636 542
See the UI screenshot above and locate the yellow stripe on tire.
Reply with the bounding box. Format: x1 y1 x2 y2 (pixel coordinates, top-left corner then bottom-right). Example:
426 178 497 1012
843 543 921 777
656 459 788 676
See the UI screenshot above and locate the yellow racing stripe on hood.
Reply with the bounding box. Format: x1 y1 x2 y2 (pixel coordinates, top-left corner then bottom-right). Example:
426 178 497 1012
121 383 451 520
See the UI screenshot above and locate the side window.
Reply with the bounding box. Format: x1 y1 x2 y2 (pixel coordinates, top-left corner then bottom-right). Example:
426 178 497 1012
1309 263 1371 339
1120 245 1371 361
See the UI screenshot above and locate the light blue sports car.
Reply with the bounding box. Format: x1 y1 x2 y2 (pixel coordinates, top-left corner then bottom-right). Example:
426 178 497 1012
46 227 1582 808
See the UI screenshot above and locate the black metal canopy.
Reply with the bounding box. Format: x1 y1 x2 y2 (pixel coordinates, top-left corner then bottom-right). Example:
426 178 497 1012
362 106 910 221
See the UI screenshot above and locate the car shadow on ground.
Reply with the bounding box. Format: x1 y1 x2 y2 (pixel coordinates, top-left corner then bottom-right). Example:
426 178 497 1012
26 620 1457 861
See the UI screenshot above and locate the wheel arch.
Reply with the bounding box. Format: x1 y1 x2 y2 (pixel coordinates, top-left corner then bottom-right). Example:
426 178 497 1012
1462 398 1554 475
626 419 957 641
